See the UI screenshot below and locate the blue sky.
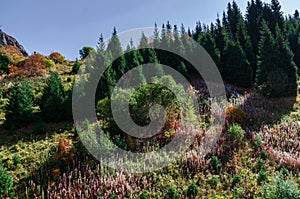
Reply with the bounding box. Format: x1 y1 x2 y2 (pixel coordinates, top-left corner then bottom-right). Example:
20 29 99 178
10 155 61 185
1 0 299 60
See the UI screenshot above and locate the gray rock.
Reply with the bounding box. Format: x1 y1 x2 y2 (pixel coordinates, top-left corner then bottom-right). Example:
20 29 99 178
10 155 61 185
0 29 28 56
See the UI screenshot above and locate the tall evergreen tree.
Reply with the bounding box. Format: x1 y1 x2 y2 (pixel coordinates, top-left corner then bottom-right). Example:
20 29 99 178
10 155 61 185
256 20 276 85
200 32 221 68
40 72 65 122
107 27 127 80
274 26 298 96
5 81 34 130
246 0 264 56
269 0 285 33
223 41 252 88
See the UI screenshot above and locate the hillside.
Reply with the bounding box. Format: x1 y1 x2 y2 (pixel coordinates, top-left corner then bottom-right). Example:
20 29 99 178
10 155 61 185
0 0 300 198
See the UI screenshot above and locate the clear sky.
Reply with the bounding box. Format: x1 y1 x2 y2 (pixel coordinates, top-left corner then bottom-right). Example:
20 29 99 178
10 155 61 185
1 0 299 60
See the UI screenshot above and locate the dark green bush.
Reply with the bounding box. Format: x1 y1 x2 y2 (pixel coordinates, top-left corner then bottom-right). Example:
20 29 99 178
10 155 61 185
187 183 199 197
256 158 266 171
232 174 242 187
260 150 268 160
208 175 220 188
166 186 179 199
0 166 13 196
210 156 221 173
71 59 80 74
137 191 148 199
280 167 290 178
257 170 268 184
4 81 34 130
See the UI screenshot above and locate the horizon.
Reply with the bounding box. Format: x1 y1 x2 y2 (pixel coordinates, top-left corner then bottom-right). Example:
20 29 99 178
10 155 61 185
1 0 300 60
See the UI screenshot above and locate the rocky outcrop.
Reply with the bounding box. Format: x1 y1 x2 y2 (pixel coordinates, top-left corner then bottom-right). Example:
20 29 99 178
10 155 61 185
0 29 28 56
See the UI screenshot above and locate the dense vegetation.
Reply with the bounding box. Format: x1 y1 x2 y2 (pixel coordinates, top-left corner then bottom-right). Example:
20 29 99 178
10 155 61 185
0 0 299 198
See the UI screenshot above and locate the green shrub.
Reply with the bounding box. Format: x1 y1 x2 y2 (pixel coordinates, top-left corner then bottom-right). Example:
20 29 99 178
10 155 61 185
280 167 290 178
232 174 242 187
166 186 179 199
210 156 221 173
4 81 34 130
71 59 80 74
44 58 55 68
256 158 266 171
137 191 148 199
208 175 220 188
109 194 118 199
12 155 20 166
254 134 263 148
262 174 300 199
40 72 65 122
187 183 199 197
0 166 13 196
260 150 268 160
227 123 245 143
257 170 268 184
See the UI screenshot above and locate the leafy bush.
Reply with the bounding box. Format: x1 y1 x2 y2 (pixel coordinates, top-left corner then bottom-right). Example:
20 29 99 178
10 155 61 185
43 58 55 68
262 174 300 199
225 104 246 125
71 59 80 74
227 123 245 143
257 170 268 184
254 134 263 148
280 167 290 178
4 81 34 130
210 156 221 173
166 186 179 199
208 175 220 188
0 166 13 196
40 72 65 122
231 174 242 187
49 52 65 63
256 158 266 171
22 53 48 77
187 183 199 197
137 191 148 199
260 150 268 160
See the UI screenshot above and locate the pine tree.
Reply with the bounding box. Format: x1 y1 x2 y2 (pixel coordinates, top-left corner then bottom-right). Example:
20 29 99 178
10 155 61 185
199 32 220 67
5 81 34 130
256 20 276 86
193 21 202 42
275 26 298 96
40 72 65 122
294 10 300 19
223 41 252 88
236 16 257 80
246 0 264 56
269 0 285 33
107 27 127 81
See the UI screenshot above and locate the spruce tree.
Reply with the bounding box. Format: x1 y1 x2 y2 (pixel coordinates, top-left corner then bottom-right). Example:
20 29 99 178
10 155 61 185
246 0 264 56
5 81 34 130
40 72 65 122
200 32 220 67
223 41 252 88
256 20 276 86
275 26 298 96
107 27 127 80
